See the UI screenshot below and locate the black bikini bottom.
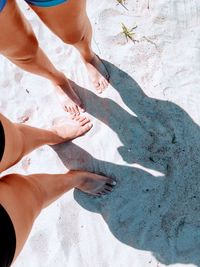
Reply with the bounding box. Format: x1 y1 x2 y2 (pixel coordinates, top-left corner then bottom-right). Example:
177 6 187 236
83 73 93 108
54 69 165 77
0 122 16 266
0 204 16 267
0 121 5 161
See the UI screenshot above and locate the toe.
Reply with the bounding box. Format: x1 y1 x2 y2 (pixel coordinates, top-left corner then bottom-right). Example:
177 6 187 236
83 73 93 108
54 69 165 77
77 116 87 122
99 83 105 91
95 83 102 94
68 107 72 114
80 118 90 126
105 178 117 187
78 103 85 113
101 81 106 90
102 82 107 91
96 190 108 196
104 185 114 192
69 107 76 115
82 122 93 132
70 114 77 120
74 105 80 115
64 105 69 112
65 104 80 115
95 178 116 196
73 115 82 121
99 78 108 91
79 107 85 113
76 116 90 125
103 79 109 88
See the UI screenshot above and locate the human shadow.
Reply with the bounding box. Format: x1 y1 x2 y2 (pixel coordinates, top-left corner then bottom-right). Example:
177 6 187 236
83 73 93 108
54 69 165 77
52 61 200 266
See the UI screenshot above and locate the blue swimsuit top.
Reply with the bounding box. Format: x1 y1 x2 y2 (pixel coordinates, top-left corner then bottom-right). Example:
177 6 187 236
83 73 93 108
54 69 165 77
0 0 6 12
0 0 67 10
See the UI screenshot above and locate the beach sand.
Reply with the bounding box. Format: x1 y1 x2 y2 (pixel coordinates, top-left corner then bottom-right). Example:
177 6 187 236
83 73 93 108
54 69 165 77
1 0 200 266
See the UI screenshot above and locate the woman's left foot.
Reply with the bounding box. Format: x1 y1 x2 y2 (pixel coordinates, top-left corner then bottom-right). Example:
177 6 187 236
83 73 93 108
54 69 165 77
70 170 117 196
51 115 93 144
83 54 110 94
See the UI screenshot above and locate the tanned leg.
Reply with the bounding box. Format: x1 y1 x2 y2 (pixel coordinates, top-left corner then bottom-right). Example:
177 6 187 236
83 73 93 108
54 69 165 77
0 113 92 172
0 112 116 263
0 171 116 263
28 0 110 93
0 0 84 114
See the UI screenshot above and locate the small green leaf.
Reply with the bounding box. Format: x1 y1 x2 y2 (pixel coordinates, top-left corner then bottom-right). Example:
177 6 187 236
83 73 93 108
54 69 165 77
116 0 128 10
121 23 137 43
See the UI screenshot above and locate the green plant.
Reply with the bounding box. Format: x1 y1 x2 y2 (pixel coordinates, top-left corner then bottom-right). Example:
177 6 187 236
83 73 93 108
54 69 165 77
121 23 137 42
116 0 128 10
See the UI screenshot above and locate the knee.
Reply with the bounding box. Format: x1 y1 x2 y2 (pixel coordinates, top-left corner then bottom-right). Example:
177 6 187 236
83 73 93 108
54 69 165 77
60 31 84 45
60 19 91 46
16 36 39 63
58 21 89 45
7 34 39 64
0 174 44 214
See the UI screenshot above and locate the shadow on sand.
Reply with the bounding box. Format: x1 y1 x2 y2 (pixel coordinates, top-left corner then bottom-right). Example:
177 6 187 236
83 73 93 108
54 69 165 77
53 61 200 266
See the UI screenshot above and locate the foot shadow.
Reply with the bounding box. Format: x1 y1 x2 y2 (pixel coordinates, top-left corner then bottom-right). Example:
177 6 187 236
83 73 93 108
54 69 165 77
52 61 200 266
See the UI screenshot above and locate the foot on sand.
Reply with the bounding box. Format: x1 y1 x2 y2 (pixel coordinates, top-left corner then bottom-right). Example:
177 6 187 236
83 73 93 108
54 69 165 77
83 54 110 94
55 76 85 115
51 115 92 144
72 171 116 196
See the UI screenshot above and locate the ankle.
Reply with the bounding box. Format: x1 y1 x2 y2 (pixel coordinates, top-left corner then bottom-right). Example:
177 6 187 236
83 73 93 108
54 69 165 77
81 50 95 63
65 170 82 187
48 128 65 145
52 71 68 86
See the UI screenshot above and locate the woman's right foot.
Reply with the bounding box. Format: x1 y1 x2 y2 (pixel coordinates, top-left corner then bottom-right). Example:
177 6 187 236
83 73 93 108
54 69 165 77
83 53 110 94
51 115 92 144
54 74 85 115
71 170 117 196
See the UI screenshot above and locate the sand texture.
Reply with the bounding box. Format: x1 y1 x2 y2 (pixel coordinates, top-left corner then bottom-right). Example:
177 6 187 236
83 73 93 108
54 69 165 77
1 0 200 266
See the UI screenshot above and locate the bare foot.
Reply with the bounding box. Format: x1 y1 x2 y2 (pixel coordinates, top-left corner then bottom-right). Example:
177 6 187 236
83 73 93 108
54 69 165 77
54 76 85 115
51 115 92 144
83 54 110 94
70 170 117 196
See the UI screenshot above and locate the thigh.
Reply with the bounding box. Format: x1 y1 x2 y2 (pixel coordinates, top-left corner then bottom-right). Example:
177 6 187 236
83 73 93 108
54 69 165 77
0 0 38 59
0 113 24 173
28 0 87 44
0 173 43 263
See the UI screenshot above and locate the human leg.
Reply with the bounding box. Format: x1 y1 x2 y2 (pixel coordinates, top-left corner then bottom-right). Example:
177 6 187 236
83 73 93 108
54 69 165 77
0 111 115 264
0 170 115 263
0 0 83 114
0 112 92 172
28 0 109 93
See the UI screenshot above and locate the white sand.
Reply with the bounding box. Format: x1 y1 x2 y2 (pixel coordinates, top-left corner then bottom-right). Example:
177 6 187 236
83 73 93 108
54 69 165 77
1 0 200 266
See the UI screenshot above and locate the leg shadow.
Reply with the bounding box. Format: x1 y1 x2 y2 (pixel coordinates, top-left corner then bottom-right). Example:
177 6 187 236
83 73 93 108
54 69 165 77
52 61 200 266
